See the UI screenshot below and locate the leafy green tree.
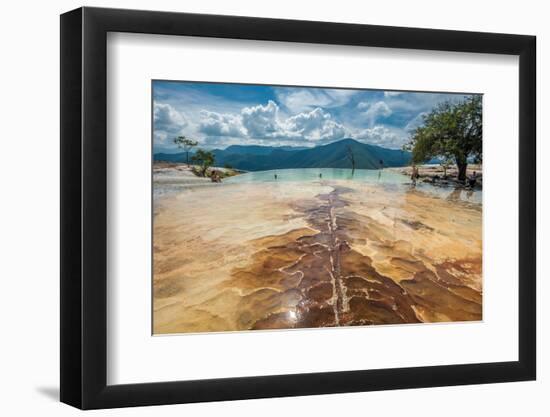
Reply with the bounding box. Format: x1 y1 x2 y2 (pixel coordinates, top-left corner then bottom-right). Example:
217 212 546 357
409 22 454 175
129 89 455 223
173 136 198 165
406 95 482 181
191 149 215 177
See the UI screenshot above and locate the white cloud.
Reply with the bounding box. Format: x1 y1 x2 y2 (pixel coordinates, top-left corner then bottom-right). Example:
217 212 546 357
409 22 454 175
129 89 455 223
241 100 283 138
153 102 187 132
275 88 358 113
154 88 464 150
404 112 427 132
153 81 473 152
317 120 348 141
326 89 358 102
153 102 188 143
195 100 348 144
198 110 246 137
275 89 331 113
153 130 168 145
358 101 393 126
284 107 347 141
354 125 407 149
381 92 465 114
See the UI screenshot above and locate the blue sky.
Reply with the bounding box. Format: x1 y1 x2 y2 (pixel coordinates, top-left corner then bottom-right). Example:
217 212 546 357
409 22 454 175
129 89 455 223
153 80 477 153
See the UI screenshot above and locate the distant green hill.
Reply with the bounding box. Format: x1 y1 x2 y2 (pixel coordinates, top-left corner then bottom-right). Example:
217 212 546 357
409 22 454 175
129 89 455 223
154 138 411 171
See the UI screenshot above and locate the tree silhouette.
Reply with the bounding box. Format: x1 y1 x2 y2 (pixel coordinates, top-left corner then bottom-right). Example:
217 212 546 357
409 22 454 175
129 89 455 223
191 149 215 177
173 136 198 165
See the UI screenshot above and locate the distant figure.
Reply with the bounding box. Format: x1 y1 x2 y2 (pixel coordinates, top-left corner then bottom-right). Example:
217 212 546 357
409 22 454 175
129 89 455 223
468 171 478 188
274 173 278 180
377 170 382 181
210 170 222 183
411 165 419 186
319 173 322 178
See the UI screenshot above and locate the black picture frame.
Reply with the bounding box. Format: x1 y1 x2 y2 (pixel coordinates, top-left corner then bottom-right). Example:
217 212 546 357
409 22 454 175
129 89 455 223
60 6 536 410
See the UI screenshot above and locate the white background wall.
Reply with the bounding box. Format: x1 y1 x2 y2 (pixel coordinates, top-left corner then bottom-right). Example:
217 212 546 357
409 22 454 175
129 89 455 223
0 0 546 415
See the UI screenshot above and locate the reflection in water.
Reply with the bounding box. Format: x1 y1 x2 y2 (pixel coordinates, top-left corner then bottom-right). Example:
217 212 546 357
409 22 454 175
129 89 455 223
447 188 463 201
153 178 482 334
226 168 405 184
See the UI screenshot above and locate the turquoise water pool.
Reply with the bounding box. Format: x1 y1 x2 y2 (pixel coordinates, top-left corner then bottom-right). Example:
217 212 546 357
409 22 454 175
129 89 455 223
224 168 481 204
225 168 408 184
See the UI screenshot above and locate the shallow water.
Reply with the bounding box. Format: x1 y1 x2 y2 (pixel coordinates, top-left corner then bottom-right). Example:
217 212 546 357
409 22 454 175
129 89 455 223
224 168 482 204
225 168 406 184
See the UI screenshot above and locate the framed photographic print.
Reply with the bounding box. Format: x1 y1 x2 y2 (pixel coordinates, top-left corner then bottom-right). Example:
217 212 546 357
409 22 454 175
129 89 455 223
60 7 536 409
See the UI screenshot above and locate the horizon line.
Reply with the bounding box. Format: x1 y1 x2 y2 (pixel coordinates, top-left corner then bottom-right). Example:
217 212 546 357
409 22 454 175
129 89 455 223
153 137 409 154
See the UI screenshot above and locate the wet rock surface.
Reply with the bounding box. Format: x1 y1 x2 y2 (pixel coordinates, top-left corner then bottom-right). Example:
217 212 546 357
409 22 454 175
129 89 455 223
153 181 482 334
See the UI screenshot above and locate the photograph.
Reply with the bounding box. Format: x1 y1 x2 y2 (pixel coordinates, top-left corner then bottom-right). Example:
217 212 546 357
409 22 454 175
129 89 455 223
0 0 542 413
152 81 483 334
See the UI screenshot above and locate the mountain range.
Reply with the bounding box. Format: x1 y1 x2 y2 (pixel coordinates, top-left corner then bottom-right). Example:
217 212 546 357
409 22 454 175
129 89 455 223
154 138 411 171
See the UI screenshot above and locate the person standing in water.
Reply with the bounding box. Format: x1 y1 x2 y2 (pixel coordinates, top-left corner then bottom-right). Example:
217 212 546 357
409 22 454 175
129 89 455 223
378 159 384 181
468 171 478 188
274 173 277 180
411 165 419 186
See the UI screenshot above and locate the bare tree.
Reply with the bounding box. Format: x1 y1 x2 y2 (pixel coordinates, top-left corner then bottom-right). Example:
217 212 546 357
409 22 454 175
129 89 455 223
174 136 198 165
440 156 453 179
346 145 356 173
